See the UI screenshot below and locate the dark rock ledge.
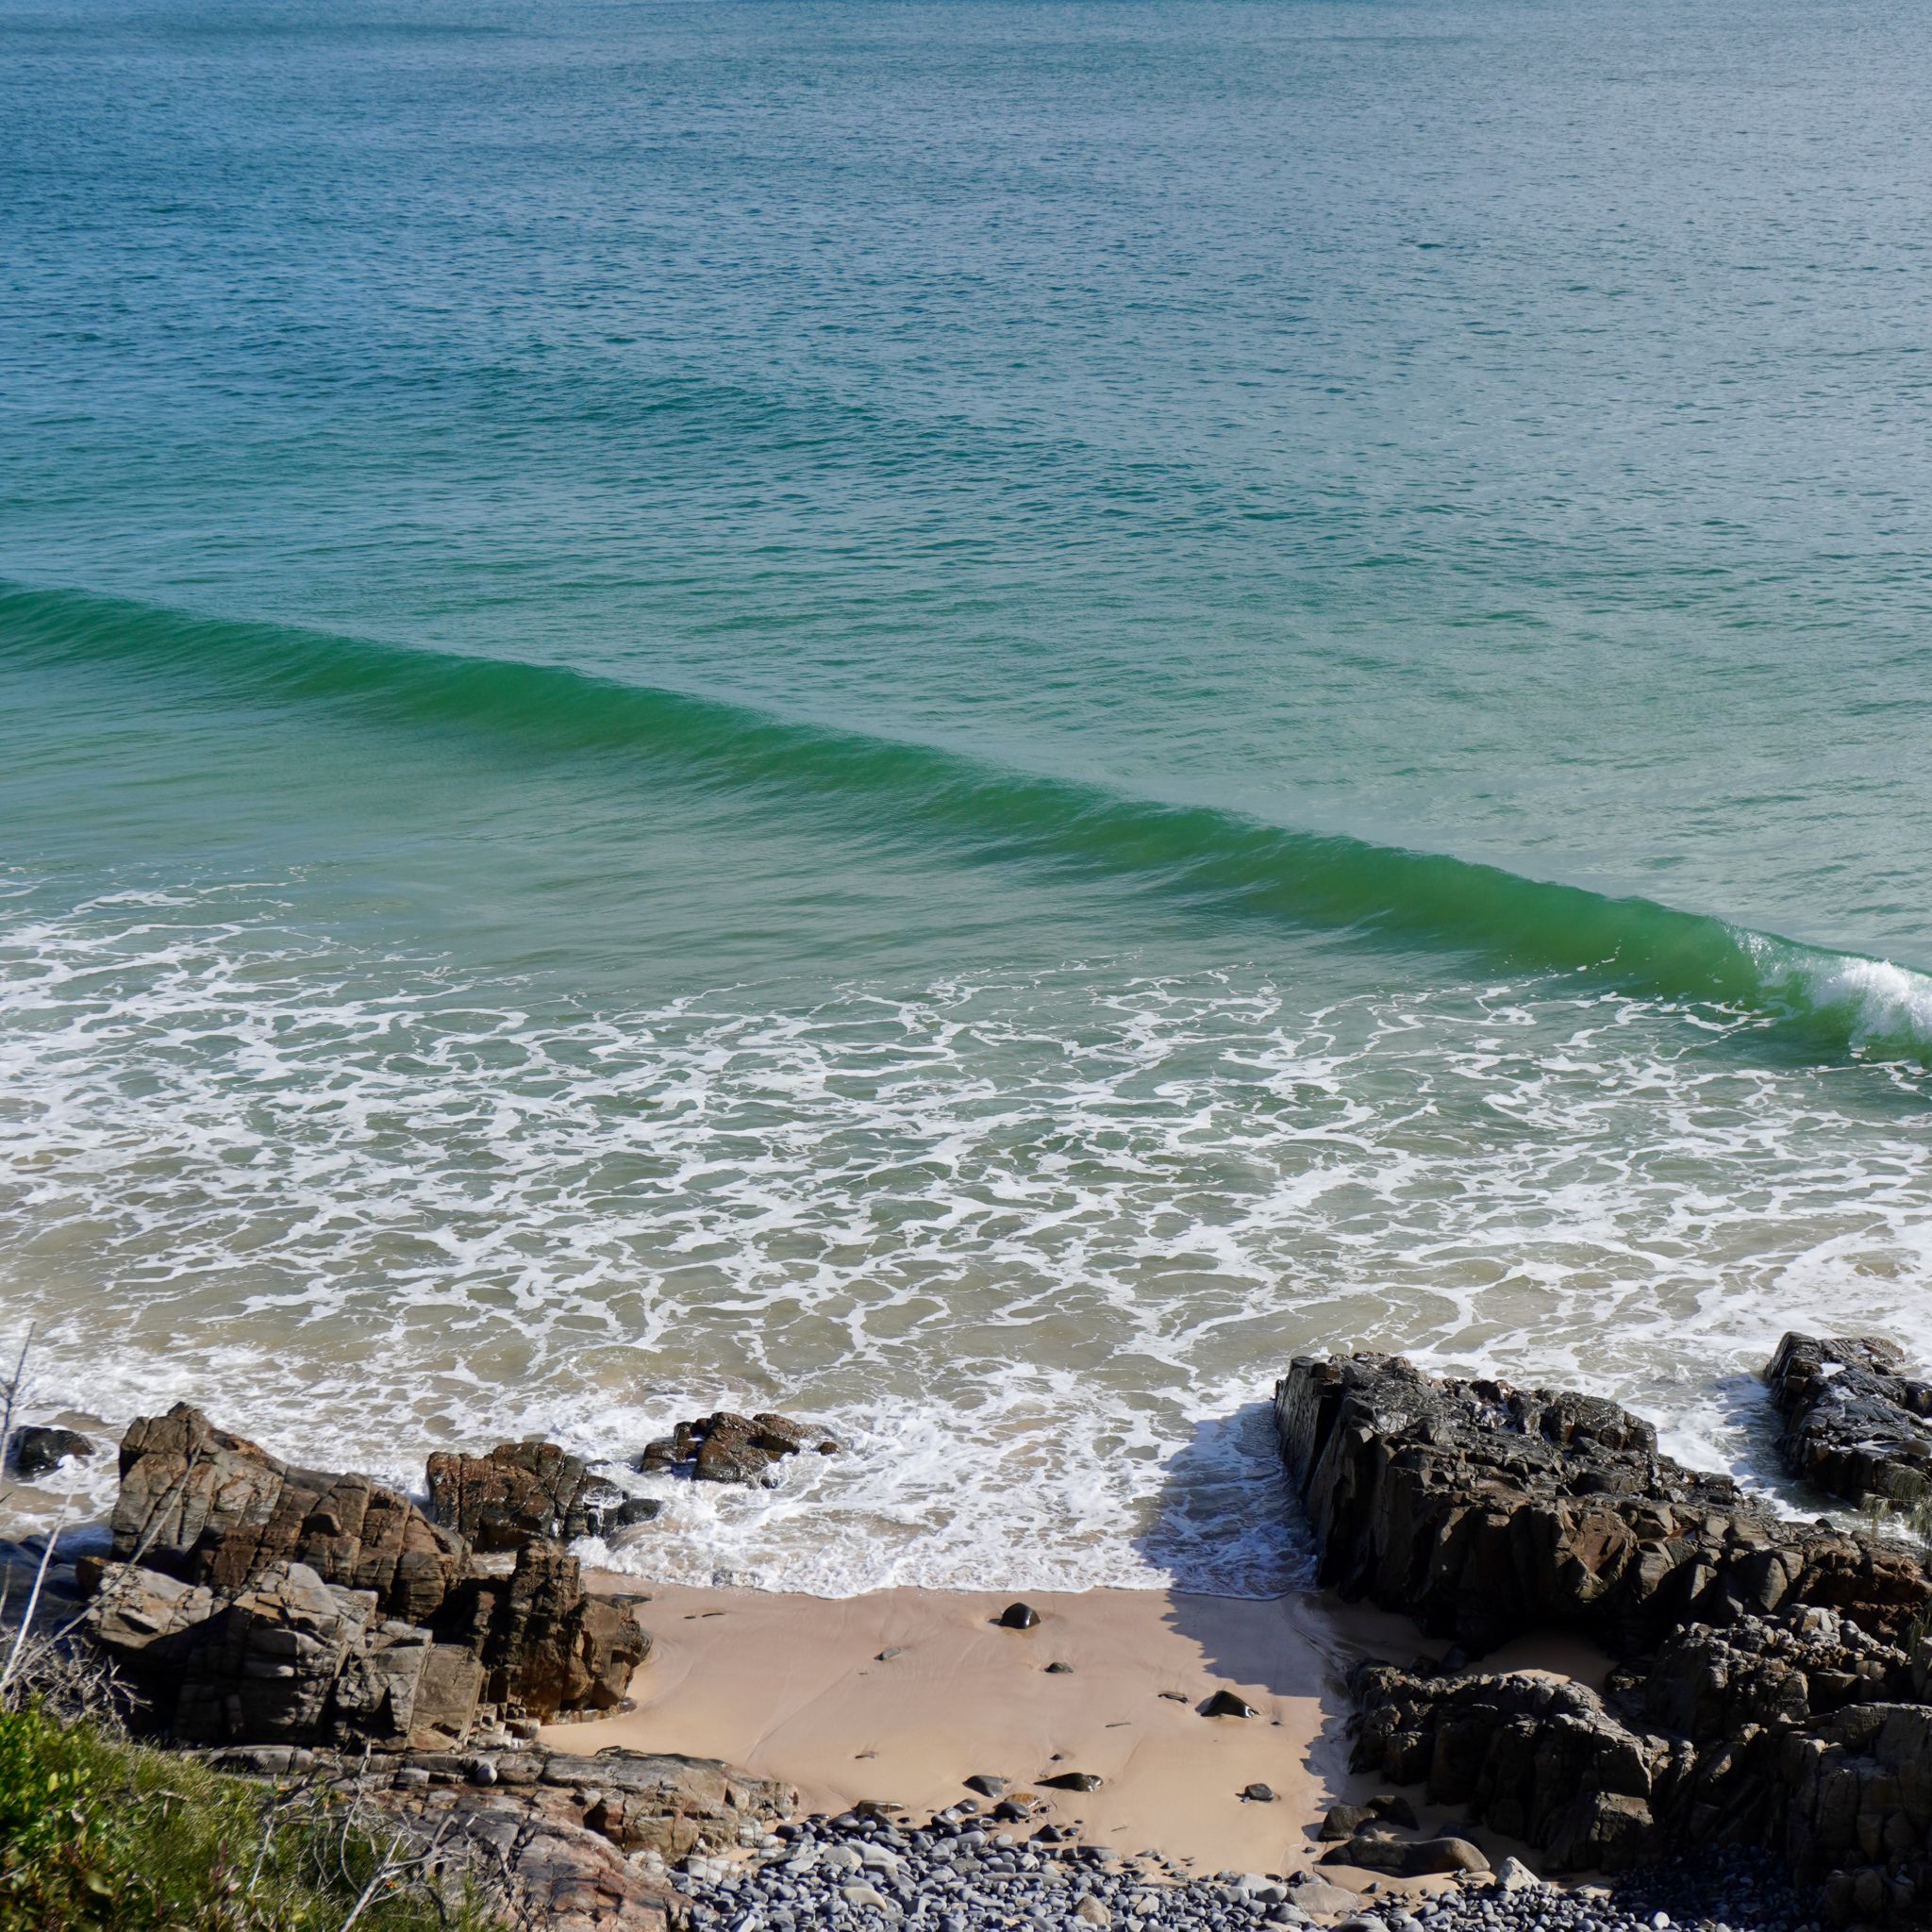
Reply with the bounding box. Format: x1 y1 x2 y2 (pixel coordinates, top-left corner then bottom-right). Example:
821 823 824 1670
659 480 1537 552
1275 1340 1932 1927
49 1401 789 1930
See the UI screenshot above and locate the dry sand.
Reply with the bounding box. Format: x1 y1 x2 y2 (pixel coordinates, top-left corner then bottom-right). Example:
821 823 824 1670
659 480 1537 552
545 1580 1535 1879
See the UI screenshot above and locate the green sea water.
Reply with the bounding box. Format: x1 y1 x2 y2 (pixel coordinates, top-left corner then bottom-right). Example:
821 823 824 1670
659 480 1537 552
2 0 1930 1591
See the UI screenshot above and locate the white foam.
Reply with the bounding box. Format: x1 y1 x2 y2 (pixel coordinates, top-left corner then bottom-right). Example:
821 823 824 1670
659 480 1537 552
4 874 1931 1591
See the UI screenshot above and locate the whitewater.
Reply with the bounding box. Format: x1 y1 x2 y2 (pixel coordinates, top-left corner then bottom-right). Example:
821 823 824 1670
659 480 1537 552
5 0 1931 1595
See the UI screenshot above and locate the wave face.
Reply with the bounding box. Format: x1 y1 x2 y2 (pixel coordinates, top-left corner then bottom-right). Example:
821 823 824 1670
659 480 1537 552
6 0 1932 1591
8 582 1930 1062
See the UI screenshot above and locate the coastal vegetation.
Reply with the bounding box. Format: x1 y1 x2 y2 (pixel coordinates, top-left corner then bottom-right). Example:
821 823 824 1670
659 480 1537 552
0 1703 498 1932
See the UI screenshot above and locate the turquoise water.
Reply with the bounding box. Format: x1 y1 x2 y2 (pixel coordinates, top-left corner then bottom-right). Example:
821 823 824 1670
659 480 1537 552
3 0 1930 1591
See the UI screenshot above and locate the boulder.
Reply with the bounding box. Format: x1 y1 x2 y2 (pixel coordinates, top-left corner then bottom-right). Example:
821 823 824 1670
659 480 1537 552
111 1405 469 1622
1348 1662 1682 1868
87 1557 482 1749
637 1410 839 1486
1766 1333 1932 1509
93 1411 650 1743
7 1424 97 1477
1288 1350 1932 1923
539 1749 797 1860
1273 1353 1929 1657
1324 1833 1489 1877
449 1539 650 1720
426 1439 658 1553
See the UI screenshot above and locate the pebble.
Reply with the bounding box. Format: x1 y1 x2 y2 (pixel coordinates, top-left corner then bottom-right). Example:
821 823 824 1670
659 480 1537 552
670 1807 1816 1932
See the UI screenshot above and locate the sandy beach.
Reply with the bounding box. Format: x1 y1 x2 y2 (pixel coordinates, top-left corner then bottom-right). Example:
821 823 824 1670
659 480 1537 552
547 1579 1607 1882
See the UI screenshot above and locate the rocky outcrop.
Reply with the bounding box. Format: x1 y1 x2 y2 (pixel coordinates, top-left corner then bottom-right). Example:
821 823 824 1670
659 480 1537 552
87 1557 485 1748
88 1407 652 1752
7 1423 96 1477
1274 1352 1928 1657
206 1741 797 1932
111 1405 469 1622
1348 1662 1683 1873
1281 1351 1932 1924
638 1411 839 1487
1767 1334 1932 1509
426 1440 659 1553
447 1539 650 1718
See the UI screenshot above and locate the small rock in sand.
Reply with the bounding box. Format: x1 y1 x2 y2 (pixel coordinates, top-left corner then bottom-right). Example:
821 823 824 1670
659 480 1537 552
1320 1804 1374 1840
1201 1689 1257 1718
964 1774 1008 1797
1241 1782 1277 1803
998 1601 1041 1629
1045 1659 1074 1674
1041 1771 1103 1792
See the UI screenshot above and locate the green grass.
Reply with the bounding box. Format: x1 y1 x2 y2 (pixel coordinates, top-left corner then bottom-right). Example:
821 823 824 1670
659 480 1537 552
0 1705 503 1932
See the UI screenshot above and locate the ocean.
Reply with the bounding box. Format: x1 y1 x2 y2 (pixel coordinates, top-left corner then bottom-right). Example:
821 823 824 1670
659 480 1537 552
3 0 1929 1595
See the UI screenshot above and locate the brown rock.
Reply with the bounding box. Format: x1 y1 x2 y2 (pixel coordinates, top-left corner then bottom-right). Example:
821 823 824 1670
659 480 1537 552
633 1408 839 1486
453 1539 651 1721
111 1405 468 1623
426 1440 655 1552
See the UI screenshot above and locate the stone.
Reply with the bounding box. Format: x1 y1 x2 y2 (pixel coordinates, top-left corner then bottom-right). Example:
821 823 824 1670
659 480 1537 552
1241 1783 1277 1803
92 1413 652 1745
1285 1877 1364 1916
998 1602 1041 1630
451 1539 652 1721
1493 1855 1539 1890
1045 1660 1074 1674
1201 1689 1257 1718
1273 1353 1930 1657
1040 1771 1103 1791
964 1774 1008 1797
1320 1804 1374 1840
1074 1898 1111 1926
111 1404 470 1623
87 1557 484 1749
1766 1332 1932 1508
1322 1835 1488 1878
537 1748 796 1861
634 1410 838 1487
7 1424 96 1477
426 1439 656 1552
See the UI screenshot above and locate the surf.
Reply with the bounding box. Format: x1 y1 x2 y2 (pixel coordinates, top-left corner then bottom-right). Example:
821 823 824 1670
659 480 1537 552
6 577 1929 1065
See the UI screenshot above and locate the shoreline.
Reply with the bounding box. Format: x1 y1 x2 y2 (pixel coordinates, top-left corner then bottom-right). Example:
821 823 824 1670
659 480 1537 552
551 1575 1594 1884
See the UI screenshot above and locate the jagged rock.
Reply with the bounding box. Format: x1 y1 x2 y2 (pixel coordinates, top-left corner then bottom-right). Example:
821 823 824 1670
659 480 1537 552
426 1440 658 1553
1766 1333 1932 1508
111 1405 469 1622
636 1410 838 1485
1291 1351 1932 1923
7 1424 96 1477
1274 1352 1930 1656
94 1411 650 1744
1349 1662 1682 1870
87 1558 486 1749
1635 1609 1910 1743
1779 1702 1932 1908
448 1539 650 1720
